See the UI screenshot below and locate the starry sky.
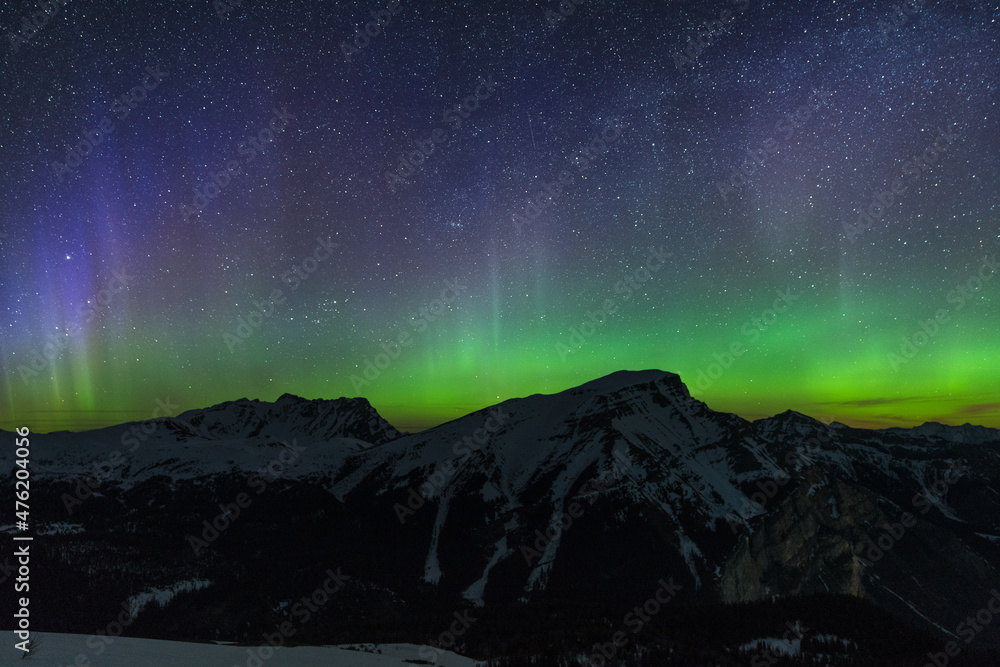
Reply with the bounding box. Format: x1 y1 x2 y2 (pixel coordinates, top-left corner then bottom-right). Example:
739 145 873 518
0 0 997 434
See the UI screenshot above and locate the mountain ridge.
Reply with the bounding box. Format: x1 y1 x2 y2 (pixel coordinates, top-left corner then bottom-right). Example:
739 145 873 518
7 369 998 438
3 369 999 664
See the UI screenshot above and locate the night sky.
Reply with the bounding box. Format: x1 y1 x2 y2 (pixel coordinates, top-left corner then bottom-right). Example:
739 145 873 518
1 0 997 433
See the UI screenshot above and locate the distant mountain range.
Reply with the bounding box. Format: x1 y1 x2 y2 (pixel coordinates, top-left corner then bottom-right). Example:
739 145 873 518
3 370 999 666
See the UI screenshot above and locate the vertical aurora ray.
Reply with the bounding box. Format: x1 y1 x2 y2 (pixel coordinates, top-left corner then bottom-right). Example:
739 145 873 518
0 0 997 433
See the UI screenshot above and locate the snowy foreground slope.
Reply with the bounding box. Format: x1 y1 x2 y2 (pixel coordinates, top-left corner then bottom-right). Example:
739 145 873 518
1 634 483 666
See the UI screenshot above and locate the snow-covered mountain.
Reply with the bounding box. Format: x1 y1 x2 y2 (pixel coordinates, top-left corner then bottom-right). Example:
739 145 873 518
881 420 1000 445
3 370 999 664
168 393 403 444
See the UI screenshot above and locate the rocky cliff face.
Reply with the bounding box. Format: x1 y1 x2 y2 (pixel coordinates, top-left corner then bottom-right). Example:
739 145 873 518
170 394 402 444
722 468 873 602
720 458 1000 646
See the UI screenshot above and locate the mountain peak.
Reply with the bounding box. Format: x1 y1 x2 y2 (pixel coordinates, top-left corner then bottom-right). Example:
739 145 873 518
752 409 830 440
901 421 999 444
772 409 824 424
275 393 374 408
575 369 683 394
169 393 400 444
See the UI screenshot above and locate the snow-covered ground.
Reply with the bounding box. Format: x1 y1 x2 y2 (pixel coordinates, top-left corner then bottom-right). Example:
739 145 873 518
1 633 485 666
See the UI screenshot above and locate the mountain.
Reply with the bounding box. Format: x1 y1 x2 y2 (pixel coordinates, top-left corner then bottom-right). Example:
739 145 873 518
168 393 403 444
882 420 1000 445
2 370 999 666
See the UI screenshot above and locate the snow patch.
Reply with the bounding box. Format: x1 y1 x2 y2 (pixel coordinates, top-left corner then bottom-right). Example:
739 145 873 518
125 579 212 619
462 533 512 606
739 636 801 657
38 522 86 535
676 529 704 590
423 492 451 585
1 633 484 666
